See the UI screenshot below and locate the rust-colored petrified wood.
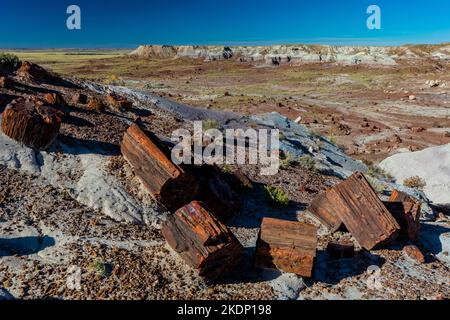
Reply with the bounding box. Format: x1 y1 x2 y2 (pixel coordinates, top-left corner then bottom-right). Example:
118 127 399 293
255 217 317 277
121 124 198 211
384 189 421 241
308 172 400 250
307 191 343 232
1 98 64 150
161 201 244 281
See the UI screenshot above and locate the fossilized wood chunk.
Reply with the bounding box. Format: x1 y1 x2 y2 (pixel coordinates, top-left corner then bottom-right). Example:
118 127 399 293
1 98 63 150
307 172 400 250
161 201 243 281
307 191 343 232
255 217 317 277
121 124 198 210
16 61 50 81
71 93 88 105
384 189 421 241
43 93 66 107
106 92 132 110
87 97 106 112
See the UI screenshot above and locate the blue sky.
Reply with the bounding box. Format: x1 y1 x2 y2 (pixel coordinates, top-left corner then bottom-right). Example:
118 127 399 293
1 0 450 48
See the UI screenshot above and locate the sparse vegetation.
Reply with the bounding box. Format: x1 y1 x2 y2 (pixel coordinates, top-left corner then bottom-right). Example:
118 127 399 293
0 53 21 70
202 119 220 131
403 176 426 190
365 174 388 194
264 185 289 205
298 155 317 171
89 260 109 277
367 165 393 181
279 152 295 169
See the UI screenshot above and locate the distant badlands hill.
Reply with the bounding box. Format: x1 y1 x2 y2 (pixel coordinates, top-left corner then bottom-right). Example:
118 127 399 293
129 43 450 66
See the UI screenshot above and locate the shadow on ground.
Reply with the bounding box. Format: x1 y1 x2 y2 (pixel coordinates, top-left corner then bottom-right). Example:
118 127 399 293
0 235 55 257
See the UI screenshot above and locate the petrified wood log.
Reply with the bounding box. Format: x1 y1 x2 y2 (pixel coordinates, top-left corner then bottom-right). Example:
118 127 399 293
307 191 343 232
1 98 63 150
307 172 400 250
121 124 198 210
255 217 317 277
161 200 243 281
17 61 50 82
384 189 421 241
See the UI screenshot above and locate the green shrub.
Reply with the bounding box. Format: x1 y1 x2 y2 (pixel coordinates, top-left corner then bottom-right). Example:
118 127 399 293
0 53 21 70
280 152 295 169
89 260 109 277
264 185 289 205
298 155 317 171
202 119 220 131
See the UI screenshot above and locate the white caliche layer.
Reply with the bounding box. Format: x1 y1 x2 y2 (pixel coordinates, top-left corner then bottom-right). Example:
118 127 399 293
379 144 450 208
0 115 159 224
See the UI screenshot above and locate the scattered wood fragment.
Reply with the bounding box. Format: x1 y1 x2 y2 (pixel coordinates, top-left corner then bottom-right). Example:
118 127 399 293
43 93 66 107
106 92 132 110
385 189 421 241
0 76 12 88
121 123 198 210
1 98 63 150
71 93 88 105
87 97 106 112
307 172 400 250
255 217 317 277
161 200 243 281
402 244 425 264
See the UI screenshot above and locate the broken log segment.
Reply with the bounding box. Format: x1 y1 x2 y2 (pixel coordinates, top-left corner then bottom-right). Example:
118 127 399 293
384 189 421 241
121 123 199 211
308 172 400 250
161 200 243 281
307 191 343 232
1 98 64 150
255 217 317 277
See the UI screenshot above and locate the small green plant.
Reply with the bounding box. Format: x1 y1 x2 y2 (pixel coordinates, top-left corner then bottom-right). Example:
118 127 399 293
367 166 393 181
202 119 220 131
89 260 109 277
0 53 21 70
280 152 295 169
264 185 289 205
327 134 337 145
365 175 387 194
298 155 317 171
403 176 426 190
